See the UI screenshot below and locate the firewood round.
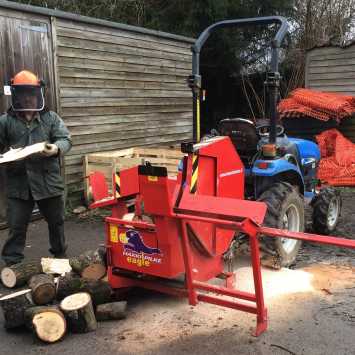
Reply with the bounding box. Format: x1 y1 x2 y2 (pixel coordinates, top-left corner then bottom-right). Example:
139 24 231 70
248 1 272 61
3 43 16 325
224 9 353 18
60 292 97 333
24 306 66 343
29 274 56 305
0 289 34 328
1 261 42 288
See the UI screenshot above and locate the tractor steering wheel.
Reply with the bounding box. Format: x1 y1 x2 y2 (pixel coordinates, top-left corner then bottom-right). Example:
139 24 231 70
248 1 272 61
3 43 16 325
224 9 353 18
256 124 285 137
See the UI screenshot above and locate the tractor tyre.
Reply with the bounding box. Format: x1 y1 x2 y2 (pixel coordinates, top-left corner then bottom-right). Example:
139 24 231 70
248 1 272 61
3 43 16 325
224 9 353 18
311 187 341 235
258 182 304 268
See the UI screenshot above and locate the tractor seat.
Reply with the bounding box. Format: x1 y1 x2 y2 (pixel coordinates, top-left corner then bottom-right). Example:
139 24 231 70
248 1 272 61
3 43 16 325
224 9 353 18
218 118 259 165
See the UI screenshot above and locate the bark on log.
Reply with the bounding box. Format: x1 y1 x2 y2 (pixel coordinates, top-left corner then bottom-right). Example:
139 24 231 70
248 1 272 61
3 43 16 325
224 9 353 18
95 301 127 321
29 274 56 305
56 274 112 305
24 306 66 343
69 248 106 280
1 260 43 288
60 292 97 333
0 289 34 328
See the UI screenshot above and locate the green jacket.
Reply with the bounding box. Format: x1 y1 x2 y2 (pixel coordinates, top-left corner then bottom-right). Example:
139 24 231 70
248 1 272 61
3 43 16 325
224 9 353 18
0 110 72 200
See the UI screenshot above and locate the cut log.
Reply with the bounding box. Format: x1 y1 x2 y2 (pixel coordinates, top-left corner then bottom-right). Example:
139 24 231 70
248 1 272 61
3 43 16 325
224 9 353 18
24 306 66 343
1 260 42 288
60 292 97 333
95 301 127 321
56 274 112 305
41 258 72 276
81 264 106 280
29 274 56 305
69 248 106 280
0 289 34 328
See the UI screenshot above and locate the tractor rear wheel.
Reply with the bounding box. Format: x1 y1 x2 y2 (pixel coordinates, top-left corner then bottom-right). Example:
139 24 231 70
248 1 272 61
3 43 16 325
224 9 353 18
258 182 304 268
311 187 341 235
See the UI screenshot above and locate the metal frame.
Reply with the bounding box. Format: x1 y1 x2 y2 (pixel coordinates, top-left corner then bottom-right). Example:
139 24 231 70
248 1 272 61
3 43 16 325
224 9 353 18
107 213 268 336
190 16 288 143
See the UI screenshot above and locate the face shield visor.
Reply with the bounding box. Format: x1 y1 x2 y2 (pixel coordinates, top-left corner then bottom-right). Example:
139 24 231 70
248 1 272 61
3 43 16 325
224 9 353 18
11 85 45 112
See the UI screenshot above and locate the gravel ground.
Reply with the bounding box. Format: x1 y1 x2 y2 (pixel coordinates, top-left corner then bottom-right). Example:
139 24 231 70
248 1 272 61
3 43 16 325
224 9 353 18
0 189 355 355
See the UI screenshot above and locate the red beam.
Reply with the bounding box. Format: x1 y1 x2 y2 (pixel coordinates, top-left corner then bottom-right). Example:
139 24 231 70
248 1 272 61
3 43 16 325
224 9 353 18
260 227 355 249
106 217 156 230
197 294 257 314
192 281 256 302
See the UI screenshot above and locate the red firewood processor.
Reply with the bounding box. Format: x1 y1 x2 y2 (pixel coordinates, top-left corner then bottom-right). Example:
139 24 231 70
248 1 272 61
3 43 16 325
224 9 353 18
88 16 355 336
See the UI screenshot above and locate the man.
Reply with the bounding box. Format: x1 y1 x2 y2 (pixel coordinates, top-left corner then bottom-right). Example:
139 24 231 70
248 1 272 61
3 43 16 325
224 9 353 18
0 70 72 265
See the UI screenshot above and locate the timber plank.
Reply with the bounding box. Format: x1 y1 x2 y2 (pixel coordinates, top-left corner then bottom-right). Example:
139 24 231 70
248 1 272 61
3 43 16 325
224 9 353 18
57 46 191 70
58 67 185 83
60 97 191 108
71 124 192 145
67 132 192 156
68 119 192 136
59 77 187 90
60 88 191 99
61 104 192 117
57 19 193 50
308 47 355 57
57 57 190 77
57 35 191 63
57 27 191 56
63 112 192 126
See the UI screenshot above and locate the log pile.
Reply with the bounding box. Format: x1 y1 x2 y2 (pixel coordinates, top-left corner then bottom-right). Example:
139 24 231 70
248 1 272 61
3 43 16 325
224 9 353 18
0 249 127 343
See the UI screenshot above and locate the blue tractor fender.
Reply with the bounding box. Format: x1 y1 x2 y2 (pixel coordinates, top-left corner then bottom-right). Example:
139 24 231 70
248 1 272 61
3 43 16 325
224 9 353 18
252 159 305 194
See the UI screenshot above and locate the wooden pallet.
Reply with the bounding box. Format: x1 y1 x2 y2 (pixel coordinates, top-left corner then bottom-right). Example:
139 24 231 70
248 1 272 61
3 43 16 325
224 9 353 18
83 147 183 203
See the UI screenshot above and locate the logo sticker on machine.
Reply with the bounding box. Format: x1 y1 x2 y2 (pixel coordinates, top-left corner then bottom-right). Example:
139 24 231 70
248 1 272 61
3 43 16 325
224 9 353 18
110 225 119 243
119 229 162 267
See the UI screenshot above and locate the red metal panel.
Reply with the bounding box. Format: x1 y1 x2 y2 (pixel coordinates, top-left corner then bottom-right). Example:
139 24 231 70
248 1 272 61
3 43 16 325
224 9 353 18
198 137 245 199
88 171 109 201
177 189 267 225
139 174 173 216
120 166 139 197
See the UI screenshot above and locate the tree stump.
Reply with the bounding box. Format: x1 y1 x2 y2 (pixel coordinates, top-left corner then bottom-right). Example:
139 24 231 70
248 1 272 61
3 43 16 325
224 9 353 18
0 289 34 328
69 248 106 280
29 274 56 305
1 260 43 288
95 301 127 321
60 292 97 333
24 306 66 343
56 274 112 305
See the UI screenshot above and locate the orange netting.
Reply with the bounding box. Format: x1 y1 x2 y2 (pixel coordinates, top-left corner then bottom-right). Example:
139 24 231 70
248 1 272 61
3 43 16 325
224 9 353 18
316 129 355 186
278 88 355 122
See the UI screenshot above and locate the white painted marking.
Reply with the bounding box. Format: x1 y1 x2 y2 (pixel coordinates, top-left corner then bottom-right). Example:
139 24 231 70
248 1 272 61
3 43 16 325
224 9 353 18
219 168 243 178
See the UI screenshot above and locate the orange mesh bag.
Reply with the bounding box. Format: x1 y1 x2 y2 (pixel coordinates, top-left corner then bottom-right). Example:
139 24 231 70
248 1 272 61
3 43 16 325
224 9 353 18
316 129 355 186
278 88 355 122
315 129 338 157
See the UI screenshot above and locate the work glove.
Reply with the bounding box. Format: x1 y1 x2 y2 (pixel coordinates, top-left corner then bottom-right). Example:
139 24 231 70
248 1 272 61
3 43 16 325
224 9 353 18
42 143 59 157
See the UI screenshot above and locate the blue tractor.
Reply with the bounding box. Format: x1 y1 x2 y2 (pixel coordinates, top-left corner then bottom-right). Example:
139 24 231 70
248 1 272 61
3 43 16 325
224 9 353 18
188 16 341 267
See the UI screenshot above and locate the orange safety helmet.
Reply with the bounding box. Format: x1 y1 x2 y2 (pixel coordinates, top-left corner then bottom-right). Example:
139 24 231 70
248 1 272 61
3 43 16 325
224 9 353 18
11 70 41 86
10 70 45 111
